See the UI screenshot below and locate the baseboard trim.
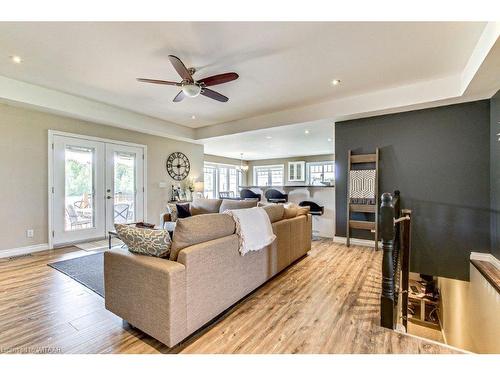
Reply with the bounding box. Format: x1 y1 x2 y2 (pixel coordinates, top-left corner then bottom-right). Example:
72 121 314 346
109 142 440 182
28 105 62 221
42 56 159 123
0 243 50 259
470 252 500 269
333 236 381 248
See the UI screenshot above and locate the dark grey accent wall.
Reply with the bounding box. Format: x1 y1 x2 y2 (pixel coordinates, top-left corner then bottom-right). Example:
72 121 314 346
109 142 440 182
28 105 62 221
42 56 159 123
491 91 500 260
336 100 491 281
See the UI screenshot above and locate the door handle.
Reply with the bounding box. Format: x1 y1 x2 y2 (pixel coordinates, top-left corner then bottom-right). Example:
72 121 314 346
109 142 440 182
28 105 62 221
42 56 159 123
107 196 113 200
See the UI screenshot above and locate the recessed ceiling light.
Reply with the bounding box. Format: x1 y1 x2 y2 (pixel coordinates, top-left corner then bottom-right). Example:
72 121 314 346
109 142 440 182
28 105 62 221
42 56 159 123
327 138 332 142
331 79 341 86
191 115 196 120
305 130 310 135
266 136 272 140
10 55 22 64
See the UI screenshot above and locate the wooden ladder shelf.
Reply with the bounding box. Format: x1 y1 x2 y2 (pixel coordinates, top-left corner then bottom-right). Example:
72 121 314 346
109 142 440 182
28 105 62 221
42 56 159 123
346 149 380 250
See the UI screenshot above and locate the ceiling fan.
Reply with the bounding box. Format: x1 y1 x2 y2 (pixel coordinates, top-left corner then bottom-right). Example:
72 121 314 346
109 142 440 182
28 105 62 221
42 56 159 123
137 55 238 103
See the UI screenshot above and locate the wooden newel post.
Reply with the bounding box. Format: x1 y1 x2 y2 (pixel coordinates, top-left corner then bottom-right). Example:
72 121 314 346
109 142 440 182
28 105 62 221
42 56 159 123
380 192 395 329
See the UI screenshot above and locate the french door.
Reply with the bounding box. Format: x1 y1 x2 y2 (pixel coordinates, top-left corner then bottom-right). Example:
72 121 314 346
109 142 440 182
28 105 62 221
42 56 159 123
105 143 144 234
51 133 145 246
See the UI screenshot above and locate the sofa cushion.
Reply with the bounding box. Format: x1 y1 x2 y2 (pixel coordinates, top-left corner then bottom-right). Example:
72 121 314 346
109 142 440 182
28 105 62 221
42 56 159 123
170 213 236 261
283 203 299 219
297 206 310 216
219 199 258 212
190 198 222 216
261 204 285 223
115 224 172 258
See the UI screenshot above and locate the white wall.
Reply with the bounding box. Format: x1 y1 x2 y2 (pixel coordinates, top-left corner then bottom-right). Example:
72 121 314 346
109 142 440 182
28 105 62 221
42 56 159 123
0 103 204 252
438 256 500 353
468 262 500 353
438 277 473 350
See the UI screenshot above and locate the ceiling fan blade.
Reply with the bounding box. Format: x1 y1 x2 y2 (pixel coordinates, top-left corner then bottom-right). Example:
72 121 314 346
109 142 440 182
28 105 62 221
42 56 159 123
137 78 181 86
173 91 185 102
201 88 229 102
198 72 239 87
168 55 193 82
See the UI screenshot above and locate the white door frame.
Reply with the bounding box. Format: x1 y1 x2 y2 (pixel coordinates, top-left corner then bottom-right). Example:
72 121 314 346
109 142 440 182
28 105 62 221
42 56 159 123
48 130 148 249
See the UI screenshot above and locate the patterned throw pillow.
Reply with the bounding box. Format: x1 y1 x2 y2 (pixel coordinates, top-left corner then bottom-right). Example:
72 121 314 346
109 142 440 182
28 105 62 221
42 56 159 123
115 224 172 258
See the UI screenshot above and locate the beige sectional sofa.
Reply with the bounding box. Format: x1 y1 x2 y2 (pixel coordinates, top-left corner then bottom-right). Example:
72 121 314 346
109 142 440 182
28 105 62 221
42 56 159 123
104 199 312 347
160 198 258 231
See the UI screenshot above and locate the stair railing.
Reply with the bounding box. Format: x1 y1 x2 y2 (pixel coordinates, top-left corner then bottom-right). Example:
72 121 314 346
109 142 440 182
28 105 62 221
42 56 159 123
379 191 412 331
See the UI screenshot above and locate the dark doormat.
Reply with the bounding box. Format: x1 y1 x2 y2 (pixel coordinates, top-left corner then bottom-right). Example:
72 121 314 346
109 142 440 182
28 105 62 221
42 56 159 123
48 252 104 297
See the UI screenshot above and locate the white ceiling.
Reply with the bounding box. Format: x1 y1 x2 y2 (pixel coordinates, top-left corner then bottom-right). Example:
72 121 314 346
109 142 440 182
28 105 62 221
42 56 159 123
0 22 498 160
0 22 488 129
204 120 334 160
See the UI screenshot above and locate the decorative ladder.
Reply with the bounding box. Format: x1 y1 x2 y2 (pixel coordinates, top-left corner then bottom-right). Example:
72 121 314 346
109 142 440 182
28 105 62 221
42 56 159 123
346 148 379 250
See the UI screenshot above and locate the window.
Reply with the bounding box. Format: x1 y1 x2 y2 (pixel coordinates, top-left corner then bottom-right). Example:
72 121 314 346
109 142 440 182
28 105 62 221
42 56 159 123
204 165 217 198
308 161 335 185
253 165 284 186
218 167 228 193
229 168 238 193
203 162 243 198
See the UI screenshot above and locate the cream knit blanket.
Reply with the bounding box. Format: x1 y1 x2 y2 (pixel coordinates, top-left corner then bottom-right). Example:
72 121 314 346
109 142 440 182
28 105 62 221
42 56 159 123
224 207 276 256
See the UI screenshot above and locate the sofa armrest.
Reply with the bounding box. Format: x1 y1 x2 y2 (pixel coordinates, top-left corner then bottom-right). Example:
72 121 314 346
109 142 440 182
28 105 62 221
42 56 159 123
104 249 187 347
160 212 172 228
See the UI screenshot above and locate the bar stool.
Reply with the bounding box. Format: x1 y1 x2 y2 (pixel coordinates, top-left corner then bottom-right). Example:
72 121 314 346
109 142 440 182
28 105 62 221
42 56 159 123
240 189 261 201
265 189 288 203
299 201 324 240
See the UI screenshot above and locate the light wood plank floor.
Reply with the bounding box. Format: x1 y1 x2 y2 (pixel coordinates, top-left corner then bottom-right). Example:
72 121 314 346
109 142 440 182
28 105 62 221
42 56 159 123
0 240 460 354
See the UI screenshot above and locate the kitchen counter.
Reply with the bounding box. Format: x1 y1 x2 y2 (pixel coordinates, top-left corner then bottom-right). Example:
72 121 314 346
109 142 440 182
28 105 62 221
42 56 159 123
240 185 335 238
240 185 334 189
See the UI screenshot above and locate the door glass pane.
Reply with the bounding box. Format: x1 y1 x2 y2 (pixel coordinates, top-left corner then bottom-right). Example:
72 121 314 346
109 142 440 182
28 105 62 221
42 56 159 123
114 152 136 224
65 145 94 231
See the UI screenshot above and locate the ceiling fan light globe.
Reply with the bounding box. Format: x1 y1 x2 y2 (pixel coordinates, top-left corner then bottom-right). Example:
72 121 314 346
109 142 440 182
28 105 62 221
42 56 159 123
182 83 201 98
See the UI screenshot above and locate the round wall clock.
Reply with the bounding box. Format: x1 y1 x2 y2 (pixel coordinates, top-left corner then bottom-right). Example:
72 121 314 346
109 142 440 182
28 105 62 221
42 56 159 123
166 152 190 181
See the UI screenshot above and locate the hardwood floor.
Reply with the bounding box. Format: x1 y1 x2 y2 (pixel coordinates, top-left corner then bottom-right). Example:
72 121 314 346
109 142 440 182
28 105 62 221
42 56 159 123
0 240 460 354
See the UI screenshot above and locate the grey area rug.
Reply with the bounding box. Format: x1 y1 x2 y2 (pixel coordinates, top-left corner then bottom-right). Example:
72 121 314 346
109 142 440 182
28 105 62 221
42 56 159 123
48 252 104 297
